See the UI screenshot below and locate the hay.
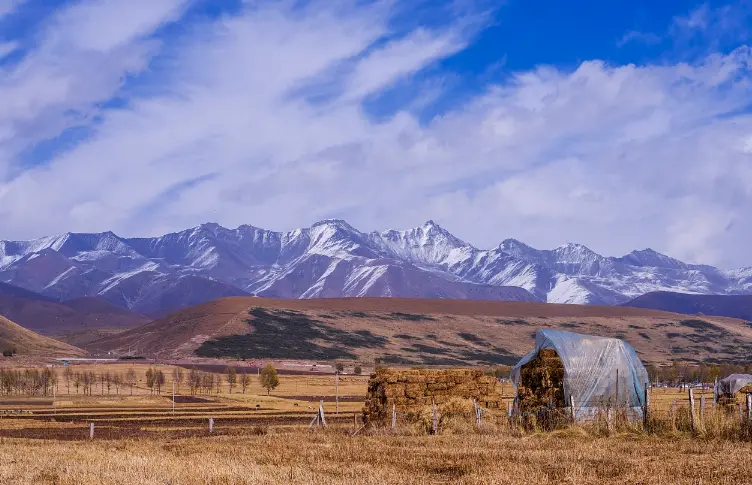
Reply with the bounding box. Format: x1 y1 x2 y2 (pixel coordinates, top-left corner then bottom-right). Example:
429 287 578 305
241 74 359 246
718 385 752 406
362 368 502 425
516 348 565 413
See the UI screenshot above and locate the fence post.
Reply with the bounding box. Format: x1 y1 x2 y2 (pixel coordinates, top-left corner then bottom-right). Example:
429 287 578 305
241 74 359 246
688 387 696 432
569 395 575 422
335 372 339 415
319 400 327 427
89 422 94 439
431 400 438 435
713 376 718 404
700 395 705 424
643 383 650 429
209 417 214 433
747 394 752 422
606 408 613 434
391 404 396 430
670 398 677 430
615 369 619 411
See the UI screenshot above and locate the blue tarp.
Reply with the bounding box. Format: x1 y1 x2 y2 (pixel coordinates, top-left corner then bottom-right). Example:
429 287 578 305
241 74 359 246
510 329 650 420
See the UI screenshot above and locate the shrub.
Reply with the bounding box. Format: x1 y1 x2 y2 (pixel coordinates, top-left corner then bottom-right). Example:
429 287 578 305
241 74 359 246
354 366 362 375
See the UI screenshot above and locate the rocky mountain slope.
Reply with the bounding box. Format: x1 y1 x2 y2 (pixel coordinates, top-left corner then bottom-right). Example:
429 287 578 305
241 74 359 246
1 220 750 315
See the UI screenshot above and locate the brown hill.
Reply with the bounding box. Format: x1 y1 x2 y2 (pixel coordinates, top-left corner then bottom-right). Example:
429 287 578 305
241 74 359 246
0 314 87 357
89 297 752 365
623 292 752 321
0 284 149 335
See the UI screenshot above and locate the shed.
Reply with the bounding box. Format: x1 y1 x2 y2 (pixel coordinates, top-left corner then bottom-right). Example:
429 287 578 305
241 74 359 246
510 329 649 420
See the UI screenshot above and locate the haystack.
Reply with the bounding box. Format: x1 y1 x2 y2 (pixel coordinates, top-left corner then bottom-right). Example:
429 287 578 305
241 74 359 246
716 374 752 405
362 368 502 425
516 348 565 413
511 329 650 421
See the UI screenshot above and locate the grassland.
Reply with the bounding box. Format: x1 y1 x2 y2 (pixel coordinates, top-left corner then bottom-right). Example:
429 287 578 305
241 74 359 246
0 363 748 484
3 432 752 484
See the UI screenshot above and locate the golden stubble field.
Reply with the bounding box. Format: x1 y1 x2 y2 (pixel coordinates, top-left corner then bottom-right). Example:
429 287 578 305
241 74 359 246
0 363 747 484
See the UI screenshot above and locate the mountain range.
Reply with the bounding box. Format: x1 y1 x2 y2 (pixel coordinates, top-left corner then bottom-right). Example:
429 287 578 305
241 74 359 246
1 219 750 316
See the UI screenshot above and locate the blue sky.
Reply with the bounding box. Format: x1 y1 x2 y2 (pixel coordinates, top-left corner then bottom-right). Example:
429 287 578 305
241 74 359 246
0 0 751 268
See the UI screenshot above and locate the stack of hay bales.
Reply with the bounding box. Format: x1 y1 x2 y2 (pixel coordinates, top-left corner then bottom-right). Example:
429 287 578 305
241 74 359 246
362 368 501 424
716 374 752 407
516 348 565 413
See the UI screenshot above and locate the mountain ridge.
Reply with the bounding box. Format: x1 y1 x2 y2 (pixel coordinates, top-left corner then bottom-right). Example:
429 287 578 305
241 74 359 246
1 219 750 315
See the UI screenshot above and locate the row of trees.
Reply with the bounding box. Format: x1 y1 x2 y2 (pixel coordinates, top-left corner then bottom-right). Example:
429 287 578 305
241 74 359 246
645 361 752 386
62 367 139 396
0 368 58 396
186 365 279 395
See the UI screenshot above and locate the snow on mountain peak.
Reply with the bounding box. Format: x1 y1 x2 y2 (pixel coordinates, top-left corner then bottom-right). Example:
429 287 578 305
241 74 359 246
1 218 749 312
618 248 686 269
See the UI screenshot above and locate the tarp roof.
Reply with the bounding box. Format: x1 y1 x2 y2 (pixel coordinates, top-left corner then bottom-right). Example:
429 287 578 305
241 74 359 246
511 329 650 420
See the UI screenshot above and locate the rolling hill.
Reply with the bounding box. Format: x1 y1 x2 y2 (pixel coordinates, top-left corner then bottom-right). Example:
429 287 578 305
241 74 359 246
0 314 87 357
623 292 752 321
0 282 149 334
89 297 752 365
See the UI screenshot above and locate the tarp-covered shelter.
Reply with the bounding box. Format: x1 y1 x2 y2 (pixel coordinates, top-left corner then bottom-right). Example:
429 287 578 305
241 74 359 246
715 374 752 402
510 329 650 420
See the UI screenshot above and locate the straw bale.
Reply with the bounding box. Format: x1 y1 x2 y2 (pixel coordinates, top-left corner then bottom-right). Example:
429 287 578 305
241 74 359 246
362 367 503 424
517 348 566 413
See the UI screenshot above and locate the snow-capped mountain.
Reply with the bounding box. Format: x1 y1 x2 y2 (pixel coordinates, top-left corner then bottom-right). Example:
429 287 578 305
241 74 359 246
0 219 749 314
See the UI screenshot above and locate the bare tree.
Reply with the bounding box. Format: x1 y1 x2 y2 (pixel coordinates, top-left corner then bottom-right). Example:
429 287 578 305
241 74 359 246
125 368 137 395
172 367 184 394
155 370 165 394
240 371 251 394
63 366 73 394
189 368 200 395
225 367 237 394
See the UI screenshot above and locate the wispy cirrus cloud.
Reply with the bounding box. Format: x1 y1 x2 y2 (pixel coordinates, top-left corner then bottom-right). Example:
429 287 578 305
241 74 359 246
0 0 751 270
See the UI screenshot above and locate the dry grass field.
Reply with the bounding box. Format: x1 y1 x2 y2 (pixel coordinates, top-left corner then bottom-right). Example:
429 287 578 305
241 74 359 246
0 363 749 483
2 432 752 484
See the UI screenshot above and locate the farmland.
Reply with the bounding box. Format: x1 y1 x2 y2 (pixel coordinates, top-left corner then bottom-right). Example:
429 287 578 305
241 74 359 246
0 362 749 484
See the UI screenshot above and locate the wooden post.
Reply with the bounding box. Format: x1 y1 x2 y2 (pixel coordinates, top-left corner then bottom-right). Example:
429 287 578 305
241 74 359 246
615 369 619 410
569 395 575 421
209 417 214 433
671 398 677 429
53 385 56 416
319 400 327 427
739 403 744 422
335 372 339 415
713 376 718 404
643 383 650 428
700 395 705 424
606 408 613 433
507 401 513 417
431 401 438 435
172 381 175 414
353 412 357 428
688 387 695 432
89 422 94 439
391 404 396 430
747 393 752 422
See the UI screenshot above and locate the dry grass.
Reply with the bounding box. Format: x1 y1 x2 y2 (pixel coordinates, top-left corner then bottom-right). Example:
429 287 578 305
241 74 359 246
1 369 752 484
1 430 752 484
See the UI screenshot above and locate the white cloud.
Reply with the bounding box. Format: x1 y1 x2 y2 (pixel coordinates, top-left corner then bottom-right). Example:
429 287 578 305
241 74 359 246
0 0 23 18
0 0 751 270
